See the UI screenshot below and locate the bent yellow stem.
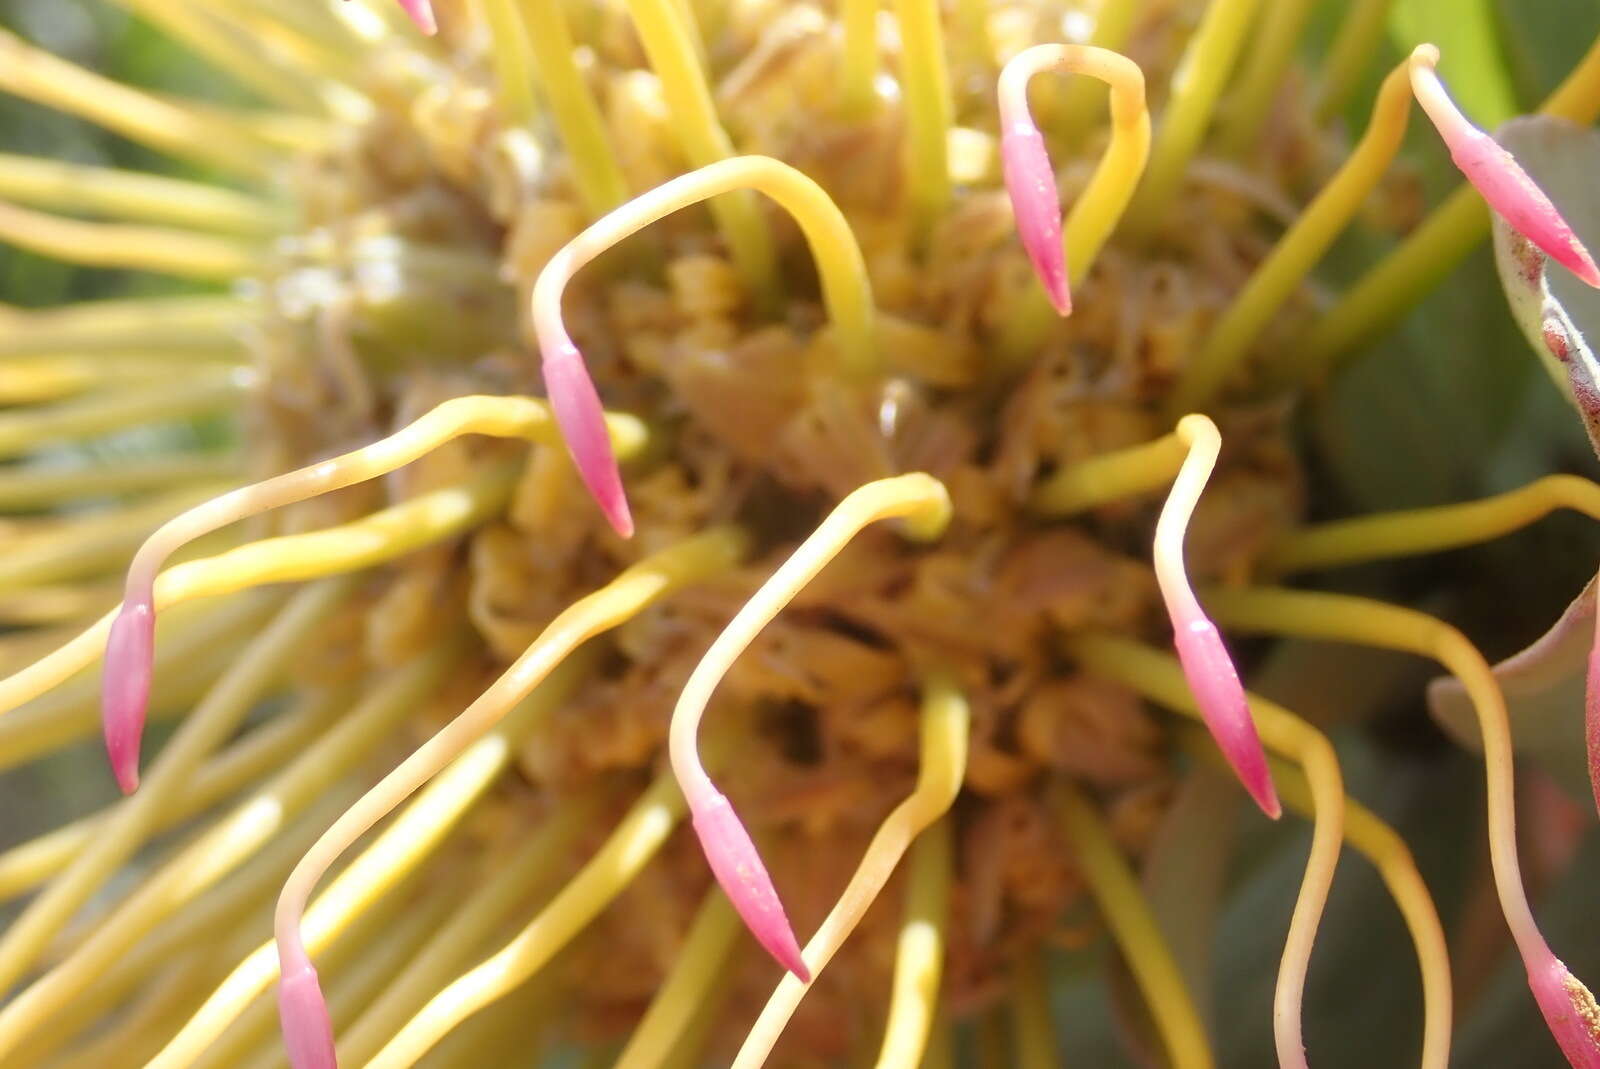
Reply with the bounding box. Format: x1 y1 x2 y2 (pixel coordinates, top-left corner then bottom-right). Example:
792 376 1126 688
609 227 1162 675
613 889 743 1069
362 768 691 1068
1054 0 1142 144
0 27 279 179
1065 633 1343 1069
1295 32 1600 379
872 816 954 1069
0 466 517 717
0 579 352 1003
1053 782 1214 1069
520 0 631 215
620 0 778 300
538 156 878 377
1261 474 1600 574
1169 60 1412 414
1202 587 1589 1015
1125 0 1264 234
1029 428 1187 516
1176 724 1451 1069
731 669 969 1067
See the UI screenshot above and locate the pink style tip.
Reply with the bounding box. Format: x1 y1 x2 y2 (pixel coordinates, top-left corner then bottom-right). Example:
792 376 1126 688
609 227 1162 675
1586 612 1600 820
1527 955 1600 1069
102 595 155 796
1174 615 1281 819
1000 124 1072 316
1449 126 1600 289
278 958 338 1069
542 342 634 539
395 0 438 34
690 791 811 981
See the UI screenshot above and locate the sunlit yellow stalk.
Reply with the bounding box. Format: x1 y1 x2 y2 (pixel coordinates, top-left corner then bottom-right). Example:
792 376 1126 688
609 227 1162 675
893 0 954 238
0 467 516 717
1262 474 1600 574
621 0 779 300
1054 782 1214 1069
1054 0 1141 144
1066 633 1343 1069
1029 428 1187 514
839 0 877 117
519 0 631 215
480 0 538 126
0 154 283 235
732 670 969 1066
1169 60 1411 414
0 27 279 179
1126 0 1263 234
873 817 954 1069
1296 32 1600 379
1215 0 1313 155
0 198 263 279
105 0 330 114
614 889 742 1069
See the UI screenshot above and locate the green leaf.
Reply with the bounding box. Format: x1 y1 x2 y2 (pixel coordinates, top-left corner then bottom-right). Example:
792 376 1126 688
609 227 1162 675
1390 0 1518 126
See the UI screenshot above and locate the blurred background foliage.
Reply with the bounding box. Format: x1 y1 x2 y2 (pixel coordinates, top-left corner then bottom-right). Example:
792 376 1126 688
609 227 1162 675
2 0 1599 1064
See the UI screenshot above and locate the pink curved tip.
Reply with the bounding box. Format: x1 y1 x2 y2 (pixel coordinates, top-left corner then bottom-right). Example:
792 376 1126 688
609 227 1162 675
1001 125 1071 316
278 954 338 1069
690 791 810 981
102 594 155 795
542 342 634 538
394 0 438 34
1174 615 1281 819
1527 954 1600 1068
1448 126 1600 288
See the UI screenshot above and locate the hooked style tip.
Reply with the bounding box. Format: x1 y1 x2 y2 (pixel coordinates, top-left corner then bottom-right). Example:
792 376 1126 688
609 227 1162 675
1174 615 1281 819
542 343 635 539
1410 46 1600 289
1526 954 1600 1069
1001 125 1072 317
278 957 339 1069
395 0 438 34
690 791 811 981
102 597 155 795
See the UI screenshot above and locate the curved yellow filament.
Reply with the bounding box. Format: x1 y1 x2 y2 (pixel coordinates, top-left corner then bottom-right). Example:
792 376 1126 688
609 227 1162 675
1029 428 1187 516
0 153 283 235
536 156 878 377
0 466 518 717
1169 60 1411 414
0 367 250 460
873 816 955 1069
0 453 242 510
731 670 969 1067
1176 723 1452 1069
1054 782 1214 1069
1065 632 1344 1069
892 0 954 237
0 295 251 357
1262 475 1600 574
1314 0 1396 120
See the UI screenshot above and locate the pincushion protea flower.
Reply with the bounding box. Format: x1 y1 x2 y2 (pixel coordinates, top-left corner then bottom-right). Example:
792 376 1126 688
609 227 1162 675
1 0 1600 1065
